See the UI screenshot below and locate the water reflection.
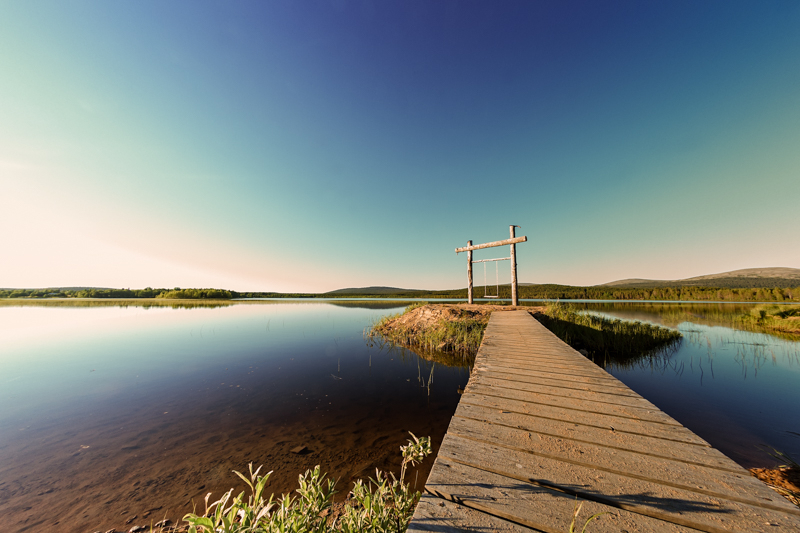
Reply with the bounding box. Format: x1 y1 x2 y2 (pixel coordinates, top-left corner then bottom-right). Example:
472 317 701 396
574 302 800 468
0 301 470 533
573 301 800 341
0 298 235 309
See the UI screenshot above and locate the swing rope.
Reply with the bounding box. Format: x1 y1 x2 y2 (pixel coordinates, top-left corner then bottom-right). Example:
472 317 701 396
474 256 510 299
483 261 499 298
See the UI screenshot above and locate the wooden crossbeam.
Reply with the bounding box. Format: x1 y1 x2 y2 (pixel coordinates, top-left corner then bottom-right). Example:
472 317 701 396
455 236 527 254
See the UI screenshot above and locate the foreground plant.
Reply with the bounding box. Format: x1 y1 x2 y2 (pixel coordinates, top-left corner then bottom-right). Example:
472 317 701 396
183 433 432 533
568 501 607 533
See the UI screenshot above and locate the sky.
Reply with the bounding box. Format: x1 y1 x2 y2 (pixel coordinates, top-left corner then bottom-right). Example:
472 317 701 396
1 1 799 292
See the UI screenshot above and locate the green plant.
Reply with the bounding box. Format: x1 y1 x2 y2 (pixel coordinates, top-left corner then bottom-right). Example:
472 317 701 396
568 501 607 533
536 302 682 369
182 433 432 533
767 448 800 470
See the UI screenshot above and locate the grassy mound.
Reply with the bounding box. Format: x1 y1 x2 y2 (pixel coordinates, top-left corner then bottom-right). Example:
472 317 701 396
369 303 491 357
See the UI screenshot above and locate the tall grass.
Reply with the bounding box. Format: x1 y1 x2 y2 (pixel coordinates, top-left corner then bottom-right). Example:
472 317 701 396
368 304 488 358
536 303 682 369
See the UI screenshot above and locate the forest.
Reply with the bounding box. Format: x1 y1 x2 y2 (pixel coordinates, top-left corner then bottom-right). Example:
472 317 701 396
2 285 798 302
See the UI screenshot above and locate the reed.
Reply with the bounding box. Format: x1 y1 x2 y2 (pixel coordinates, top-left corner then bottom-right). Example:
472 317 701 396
536 303 682 369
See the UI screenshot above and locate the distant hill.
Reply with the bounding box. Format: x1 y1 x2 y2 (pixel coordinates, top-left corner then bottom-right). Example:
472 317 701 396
600 267 800 289
0 286 114 291
323 286 424 296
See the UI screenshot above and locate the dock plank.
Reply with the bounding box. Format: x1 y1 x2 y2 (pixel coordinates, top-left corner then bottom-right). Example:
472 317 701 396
409 493 531 532
446 417 784 508
460 394 707 444
455 403 741 472
425 457 696 533
464 382 679 424
470 374 659 409
437 434 800 532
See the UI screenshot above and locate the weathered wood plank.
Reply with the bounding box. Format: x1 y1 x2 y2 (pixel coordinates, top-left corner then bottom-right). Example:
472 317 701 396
455 403 740 472
470 374 656 409
446 416 779 505
473 364 633 390
464 382 681 425
438 434 800 532
477 359 617 381
460 394 707 444
409 493 531 532
476 350 613 367
478 350 591 364
426 457 696 533
479 370 642 399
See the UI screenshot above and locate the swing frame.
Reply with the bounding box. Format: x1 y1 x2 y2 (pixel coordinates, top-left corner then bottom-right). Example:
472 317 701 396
455 226 528 306
472 256 511 298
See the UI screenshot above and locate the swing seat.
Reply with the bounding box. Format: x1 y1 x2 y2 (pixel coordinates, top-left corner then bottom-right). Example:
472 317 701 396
483 295 499 299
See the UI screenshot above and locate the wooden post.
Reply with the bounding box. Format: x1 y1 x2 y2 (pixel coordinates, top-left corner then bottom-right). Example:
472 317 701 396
467 240 473 304
510 226 518 306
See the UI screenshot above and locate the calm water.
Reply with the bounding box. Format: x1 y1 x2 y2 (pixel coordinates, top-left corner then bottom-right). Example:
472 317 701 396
2 300 799 532
574 302 800 468
0 301 469 533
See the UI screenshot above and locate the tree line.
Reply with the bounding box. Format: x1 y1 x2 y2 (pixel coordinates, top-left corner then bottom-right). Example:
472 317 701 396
0 288 234 299
2 284 799 302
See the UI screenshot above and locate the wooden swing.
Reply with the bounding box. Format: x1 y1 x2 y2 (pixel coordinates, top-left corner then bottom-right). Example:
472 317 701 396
472 256 510 299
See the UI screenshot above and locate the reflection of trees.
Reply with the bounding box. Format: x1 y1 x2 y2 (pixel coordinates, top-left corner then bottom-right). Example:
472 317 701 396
0 299 233 309
327 301 411 311
574 302 800 341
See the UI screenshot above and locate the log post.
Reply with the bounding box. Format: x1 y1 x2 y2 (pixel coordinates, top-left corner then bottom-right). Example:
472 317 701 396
467 240 473 304
510 226 518 306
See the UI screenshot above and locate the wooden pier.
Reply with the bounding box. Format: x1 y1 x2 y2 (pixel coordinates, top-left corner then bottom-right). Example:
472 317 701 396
408 311 800 532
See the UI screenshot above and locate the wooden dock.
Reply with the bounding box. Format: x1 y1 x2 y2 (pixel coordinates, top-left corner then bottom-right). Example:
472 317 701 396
408 310 800 532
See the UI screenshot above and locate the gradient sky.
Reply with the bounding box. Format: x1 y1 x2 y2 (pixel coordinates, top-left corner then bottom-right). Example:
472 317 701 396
1 1 799 292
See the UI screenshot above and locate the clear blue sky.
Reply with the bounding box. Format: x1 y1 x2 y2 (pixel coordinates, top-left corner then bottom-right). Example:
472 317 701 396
1 1 798 291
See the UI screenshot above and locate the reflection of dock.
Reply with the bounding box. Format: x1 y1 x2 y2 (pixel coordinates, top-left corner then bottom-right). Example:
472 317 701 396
408 311 800 532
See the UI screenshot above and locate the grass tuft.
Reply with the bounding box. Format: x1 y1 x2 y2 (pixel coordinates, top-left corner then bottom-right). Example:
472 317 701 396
536 303 682 369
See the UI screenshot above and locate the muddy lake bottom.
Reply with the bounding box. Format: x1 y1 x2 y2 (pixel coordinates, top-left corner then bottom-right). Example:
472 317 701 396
0 302 468 532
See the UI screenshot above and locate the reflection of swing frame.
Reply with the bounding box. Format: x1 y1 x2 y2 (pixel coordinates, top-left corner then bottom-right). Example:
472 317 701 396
472 257 511 298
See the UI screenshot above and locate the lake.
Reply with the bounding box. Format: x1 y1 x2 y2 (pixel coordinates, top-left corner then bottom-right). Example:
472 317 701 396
1 300 798 532
0 301 469 533
573 301 800 469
